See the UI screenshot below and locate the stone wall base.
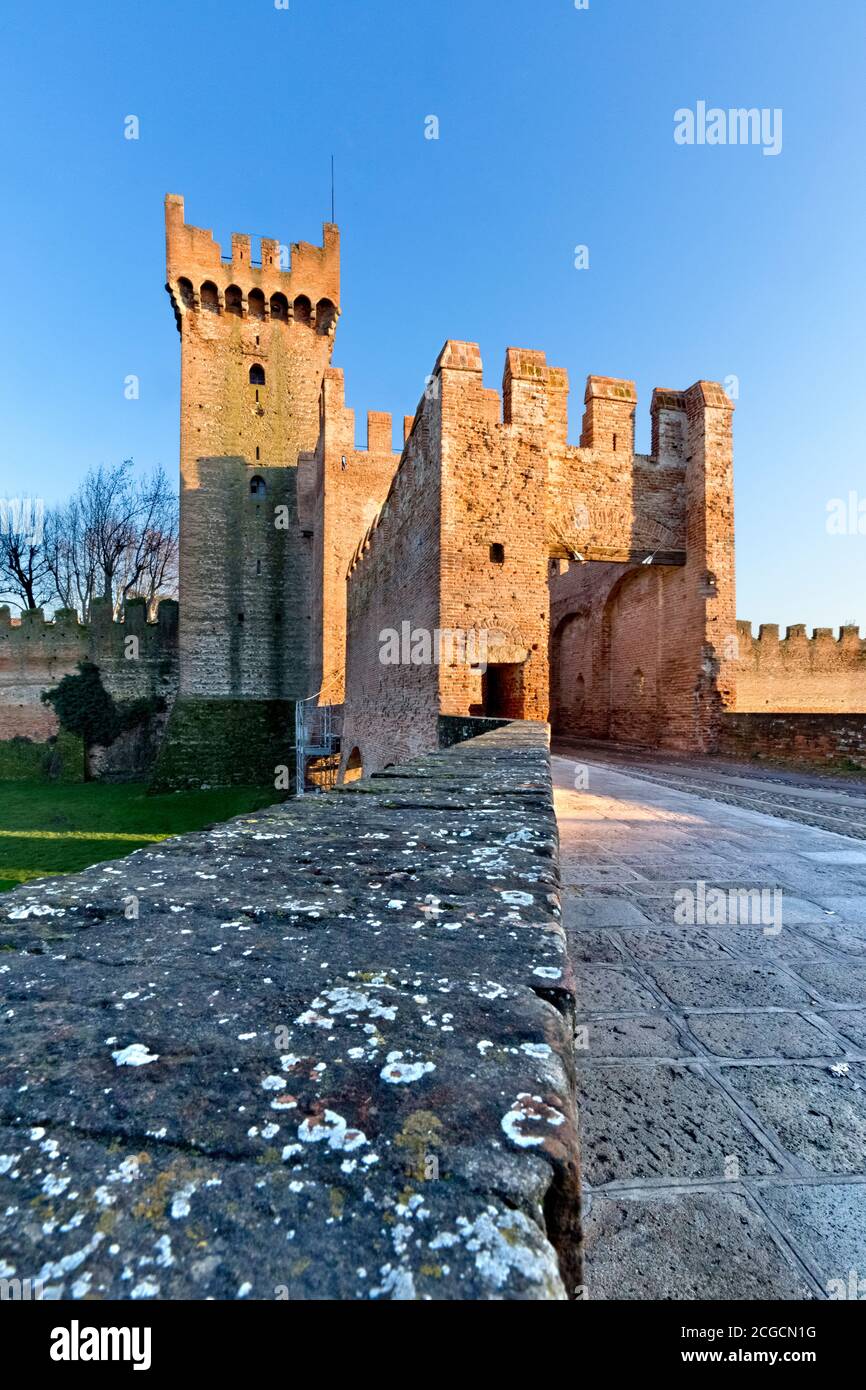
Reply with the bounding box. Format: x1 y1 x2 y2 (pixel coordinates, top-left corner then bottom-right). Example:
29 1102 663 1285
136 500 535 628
151 698 296 790
717 712 866 771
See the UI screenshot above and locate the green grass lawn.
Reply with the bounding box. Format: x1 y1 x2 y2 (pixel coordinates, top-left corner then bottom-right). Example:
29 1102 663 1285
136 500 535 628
0 781 282 893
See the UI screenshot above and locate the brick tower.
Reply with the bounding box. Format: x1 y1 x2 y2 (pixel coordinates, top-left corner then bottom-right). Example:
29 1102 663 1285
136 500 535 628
154 195 340 786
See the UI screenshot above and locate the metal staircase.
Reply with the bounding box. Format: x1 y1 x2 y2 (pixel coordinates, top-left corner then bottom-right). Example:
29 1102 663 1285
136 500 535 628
295 693 340 795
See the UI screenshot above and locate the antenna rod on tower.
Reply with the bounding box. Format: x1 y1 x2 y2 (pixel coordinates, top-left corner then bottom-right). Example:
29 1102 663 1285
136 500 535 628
331 155 335 223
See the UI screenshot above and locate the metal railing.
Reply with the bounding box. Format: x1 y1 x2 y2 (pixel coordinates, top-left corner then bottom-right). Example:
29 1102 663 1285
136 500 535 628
295 692 339 796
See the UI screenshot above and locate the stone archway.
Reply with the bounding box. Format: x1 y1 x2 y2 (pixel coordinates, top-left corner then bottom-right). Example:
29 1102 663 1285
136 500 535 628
343 746 364 783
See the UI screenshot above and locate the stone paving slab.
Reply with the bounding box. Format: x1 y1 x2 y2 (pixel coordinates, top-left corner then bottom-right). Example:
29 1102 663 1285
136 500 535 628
819 1009 866 1050
582 1190 815 1300
720 927 836 964
812 896 866 919
795 961 866 1005
565 930 625 964
803 851 866 865
758 1183 866 1292
684 1011 845 1060
572 965 663 1014
0 726 579 1301
574 1063 783 1185
721 1064 866 1174
554 740 866 840
798 921 866 956
644 963 813 1010
553 752 866 1301
576 1014 699 1059
562 896 653 929
617 925 737 961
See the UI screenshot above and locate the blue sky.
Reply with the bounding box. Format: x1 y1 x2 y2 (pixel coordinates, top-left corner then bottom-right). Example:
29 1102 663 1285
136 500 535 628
1 0 864 630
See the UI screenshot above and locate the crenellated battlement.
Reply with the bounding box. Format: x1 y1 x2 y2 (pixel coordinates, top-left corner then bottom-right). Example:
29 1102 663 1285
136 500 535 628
345 343 734 583
736 619 865 656
38 189 857 785
305 366 403 701
168 195 342 706
345 359 442 580
0 598 178 652
733 618 866 714
11 190 863 788
346 446 412 578
165 193 340 334
342 344 473 582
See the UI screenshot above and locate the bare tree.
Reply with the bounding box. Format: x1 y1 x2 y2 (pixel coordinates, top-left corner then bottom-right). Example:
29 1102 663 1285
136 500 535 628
43 495 98 618
113 465 179 617
42 463 178 621
0 497 52 611
84 462 142 609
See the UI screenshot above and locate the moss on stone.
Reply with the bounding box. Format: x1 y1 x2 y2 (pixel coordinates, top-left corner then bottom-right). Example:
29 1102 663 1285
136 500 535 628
150 697 296 791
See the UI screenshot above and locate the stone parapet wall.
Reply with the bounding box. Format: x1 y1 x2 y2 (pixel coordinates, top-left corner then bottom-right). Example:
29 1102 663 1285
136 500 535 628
718 712 866 770
0 722 580 1299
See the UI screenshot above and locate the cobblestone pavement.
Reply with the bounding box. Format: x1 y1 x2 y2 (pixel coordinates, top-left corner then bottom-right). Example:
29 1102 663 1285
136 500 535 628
552 751 866 1301
554 737 866 839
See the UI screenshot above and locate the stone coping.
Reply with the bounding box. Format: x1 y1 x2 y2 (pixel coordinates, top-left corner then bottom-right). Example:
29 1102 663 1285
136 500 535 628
0 721 580 1300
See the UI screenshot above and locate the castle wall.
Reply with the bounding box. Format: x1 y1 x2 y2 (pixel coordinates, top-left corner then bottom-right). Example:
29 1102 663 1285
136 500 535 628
178 459 304 700
340 377 443 777
436 345 553 723
550 562 688 744
0 608 90 741
13 194 856 787
732 622 866 712
719 712 866 769
341 345 736 776
547 381 686 566
342 342 570 779
0 599 179 767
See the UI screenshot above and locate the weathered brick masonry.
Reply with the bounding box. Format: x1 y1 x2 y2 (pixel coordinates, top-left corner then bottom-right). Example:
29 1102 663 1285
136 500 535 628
164 194 339 704
156 197 344 784
0 723 580 1300
0 599 178 780
0 599 177 743
302 368 401 704
719 712 866 769
548 382 737 753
